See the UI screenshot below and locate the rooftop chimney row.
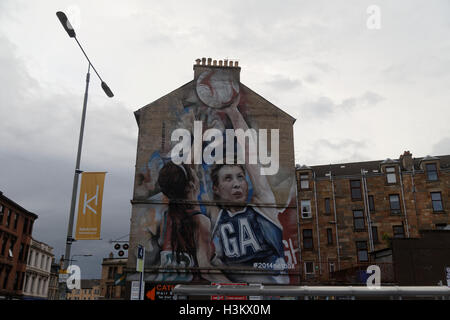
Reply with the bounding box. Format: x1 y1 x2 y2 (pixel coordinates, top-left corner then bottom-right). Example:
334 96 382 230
195 57 239 68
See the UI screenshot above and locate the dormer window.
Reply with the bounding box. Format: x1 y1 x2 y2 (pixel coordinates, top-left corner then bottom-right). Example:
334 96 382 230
425 163 438 181
386 166 397 184
300 174 309 190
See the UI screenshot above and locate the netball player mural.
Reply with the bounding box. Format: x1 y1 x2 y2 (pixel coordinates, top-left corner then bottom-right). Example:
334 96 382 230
129 59 299 285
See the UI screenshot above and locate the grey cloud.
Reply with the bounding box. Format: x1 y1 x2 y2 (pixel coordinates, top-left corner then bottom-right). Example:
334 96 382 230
302 91 385 118
0 30 134 278
361 91 385 106
432 137 450 155
296 138 369 166
317 138 367 151
302 96 335 116
264 75 302 91
304 74 319 84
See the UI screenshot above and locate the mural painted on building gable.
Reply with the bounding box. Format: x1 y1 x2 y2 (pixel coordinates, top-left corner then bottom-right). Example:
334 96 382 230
130 65 300 285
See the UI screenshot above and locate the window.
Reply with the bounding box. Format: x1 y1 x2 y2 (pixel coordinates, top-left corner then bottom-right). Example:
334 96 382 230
353 210 365 231
300 174 309 189
372 226 379 243
431 192 443 212
426 163 438 181
13 272 19 290
393 225 405 238
301 200 312 219
23 218 29 234
304 261 314 274
328 262 336 274
386 166 397 184
13 214 19 230
0 205 4 224
327 228 333 245
368 195 375 212
356 241 368 262
303 229 313 249
324 198 331 215
8 237 16 258
389 194 401 214
350 180 362 200
28 220 33 235
18 244 24 261
3 267 11 289
1 235 8 256
436 224 449 230
108 266 117 279
6 209 11 227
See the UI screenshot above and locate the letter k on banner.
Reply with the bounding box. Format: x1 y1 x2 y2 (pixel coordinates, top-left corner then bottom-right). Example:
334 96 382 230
75 172 106 240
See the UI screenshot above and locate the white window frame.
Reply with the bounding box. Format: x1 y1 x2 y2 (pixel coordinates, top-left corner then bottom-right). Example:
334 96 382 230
300 174 309 189
301 200 312 219
386 166 397 184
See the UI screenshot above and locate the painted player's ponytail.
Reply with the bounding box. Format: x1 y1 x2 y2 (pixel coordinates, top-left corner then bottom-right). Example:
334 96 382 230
157 161 197 264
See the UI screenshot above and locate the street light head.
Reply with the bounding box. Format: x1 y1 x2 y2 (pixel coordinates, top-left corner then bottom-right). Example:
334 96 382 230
101 81 114 98
56 11 76 38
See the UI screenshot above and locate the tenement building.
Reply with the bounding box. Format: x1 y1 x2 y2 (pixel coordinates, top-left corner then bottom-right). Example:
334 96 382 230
66 279 101 300
127 58 299 295
22 239 54 299
100 252 127 299
296 151 449 284
0 191 38 299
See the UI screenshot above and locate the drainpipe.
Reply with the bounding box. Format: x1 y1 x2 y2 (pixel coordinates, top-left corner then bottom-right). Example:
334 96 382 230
361 169 374 252
399 170 410 238
411 166 419 233
330 173 341 270
313 172 322 275
295 172 302 284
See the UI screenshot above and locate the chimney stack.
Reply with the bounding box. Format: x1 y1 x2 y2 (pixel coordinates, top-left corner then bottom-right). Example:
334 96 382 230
193 57 241 82
400 151 413 171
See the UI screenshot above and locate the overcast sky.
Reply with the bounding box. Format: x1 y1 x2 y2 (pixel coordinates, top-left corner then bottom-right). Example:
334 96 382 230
0 0 449 279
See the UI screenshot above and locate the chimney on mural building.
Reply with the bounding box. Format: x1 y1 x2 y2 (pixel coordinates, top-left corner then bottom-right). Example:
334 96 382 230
400 150 413 171
193 57 241 82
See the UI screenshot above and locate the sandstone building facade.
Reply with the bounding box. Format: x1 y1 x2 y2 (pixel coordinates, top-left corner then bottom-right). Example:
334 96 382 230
296 151 449 284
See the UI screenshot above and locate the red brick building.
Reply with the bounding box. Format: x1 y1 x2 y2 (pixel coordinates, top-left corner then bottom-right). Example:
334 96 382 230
296 151 449 284
0 191 38 299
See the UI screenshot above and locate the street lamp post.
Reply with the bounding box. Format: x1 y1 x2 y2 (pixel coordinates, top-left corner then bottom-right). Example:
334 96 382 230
56 11 113 299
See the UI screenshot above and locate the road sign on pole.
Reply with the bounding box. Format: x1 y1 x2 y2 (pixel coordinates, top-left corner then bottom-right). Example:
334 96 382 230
136 245 144 272
136 245 145 300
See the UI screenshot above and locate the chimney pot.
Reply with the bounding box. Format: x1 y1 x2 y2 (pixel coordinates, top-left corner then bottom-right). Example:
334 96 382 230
207 58 212 65
213 60 217 66
195 58 201 65
201 57 206 65
234 61 239 67
219 60 223 66
224 60 228 67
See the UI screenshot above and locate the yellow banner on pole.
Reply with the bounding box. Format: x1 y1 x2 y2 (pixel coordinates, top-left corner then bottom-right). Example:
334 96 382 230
75 172 106 240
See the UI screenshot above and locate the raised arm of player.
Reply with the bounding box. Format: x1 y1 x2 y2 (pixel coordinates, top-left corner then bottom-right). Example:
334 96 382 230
222 98 280 225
